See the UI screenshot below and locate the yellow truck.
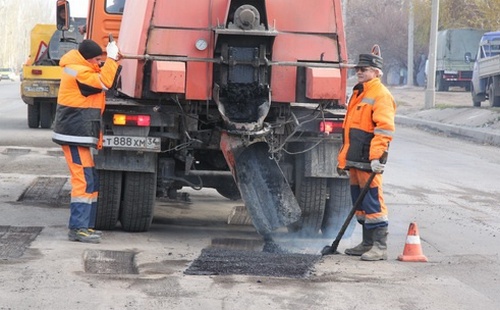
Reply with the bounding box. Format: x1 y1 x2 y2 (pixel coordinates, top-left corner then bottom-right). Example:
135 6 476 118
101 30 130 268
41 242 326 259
21 21 85 128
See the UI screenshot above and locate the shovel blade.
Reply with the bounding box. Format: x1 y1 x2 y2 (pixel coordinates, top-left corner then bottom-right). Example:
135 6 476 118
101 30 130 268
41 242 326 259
220 134 302 235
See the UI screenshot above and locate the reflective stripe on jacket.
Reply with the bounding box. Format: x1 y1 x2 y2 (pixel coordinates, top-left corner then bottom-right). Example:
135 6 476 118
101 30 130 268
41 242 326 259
338 78 396 171
52 49 119 148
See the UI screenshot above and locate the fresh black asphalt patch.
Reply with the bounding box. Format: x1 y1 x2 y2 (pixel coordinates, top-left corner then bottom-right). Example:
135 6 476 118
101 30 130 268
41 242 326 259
184 247 320 278
0 226 43 259
18 176 69 207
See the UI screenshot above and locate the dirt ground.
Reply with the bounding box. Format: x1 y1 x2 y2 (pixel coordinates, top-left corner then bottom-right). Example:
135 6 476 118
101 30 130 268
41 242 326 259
389 85 470 111
387 85 500 131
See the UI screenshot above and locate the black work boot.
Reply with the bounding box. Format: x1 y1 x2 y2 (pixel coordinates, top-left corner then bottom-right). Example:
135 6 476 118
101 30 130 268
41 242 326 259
88 228 103 236
68 228 101 244
345 226 373 256
361 227 388 261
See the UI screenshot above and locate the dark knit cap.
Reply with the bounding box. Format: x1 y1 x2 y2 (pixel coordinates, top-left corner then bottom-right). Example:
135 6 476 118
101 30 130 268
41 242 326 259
355 54 383 70
78 40 103 60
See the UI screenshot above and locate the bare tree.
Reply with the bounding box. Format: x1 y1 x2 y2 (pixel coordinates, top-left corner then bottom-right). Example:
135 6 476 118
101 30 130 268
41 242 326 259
345 0 408 82
0 0 53 72
345 0 500 85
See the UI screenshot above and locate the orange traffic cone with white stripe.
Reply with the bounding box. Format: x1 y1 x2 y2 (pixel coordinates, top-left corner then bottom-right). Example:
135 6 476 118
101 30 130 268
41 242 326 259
398 222 428 262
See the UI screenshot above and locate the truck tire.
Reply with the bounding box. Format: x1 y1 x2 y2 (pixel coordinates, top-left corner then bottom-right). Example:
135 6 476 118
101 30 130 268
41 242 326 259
120 171 156 232
27 103 40 128
40 102 53 129
489 84 500 107
95 170 122 230
290 177 327 235
321 178 356 239
288 165 327 236
436 72 448 91
471 85 482 107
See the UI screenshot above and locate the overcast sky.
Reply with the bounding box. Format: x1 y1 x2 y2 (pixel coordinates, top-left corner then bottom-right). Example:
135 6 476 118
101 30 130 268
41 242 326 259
66 0 89 18
39 0 89 18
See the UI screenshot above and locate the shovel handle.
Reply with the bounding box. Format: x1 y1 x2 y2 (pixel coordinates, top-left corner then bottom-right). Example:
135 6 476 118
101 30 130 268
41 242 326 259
324 150 388 254
379 150 388 165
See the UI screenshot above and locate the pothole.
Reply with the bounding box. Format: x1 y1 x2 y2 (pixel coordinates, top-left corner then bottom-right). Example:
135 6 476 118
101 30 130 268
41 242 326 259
46 149 64 157
83 250 138 274
18 176 70 208
2 148 31 155
185 238 321 278
227 205 252 225
0 226 43 259
211 237 263 251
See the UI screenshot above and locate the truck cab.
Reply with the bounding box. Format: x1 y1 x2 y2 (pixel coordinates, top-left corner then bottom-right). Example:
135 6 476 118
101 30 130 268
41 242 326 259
471 31 500 107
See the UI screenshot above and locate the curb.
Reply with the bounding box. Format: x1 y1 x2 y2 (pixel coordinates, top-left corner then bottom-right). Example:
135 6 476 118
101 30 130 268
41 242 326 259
396 115 500 147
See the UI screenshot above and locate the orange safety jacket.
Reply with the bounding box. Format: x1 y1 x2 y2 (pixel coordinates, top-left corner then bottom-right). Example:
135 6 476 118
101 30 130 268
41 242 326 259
338 77 396 171
52 49 119 149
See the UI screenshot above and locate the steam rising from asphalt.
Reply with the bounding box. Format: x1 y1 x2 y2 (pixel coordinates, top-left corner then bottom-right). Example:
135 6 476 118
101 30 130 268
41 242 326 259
262 230 355 255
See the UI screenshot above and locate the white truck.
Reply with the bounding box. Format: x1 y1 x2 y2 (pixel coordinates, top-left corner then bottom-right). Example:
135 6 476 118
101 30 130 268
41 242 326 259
471 31 500 107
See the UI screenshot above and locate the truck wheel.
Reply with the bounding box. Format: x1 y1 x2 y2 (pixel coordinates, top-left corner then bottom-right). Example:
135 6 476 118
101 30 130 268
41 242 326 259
27 103 40 128
471 85 482 107
288 176 327 236
436 73 447 91
489 85 500 107
216 181 241 200
287 150 328 236
40 102 53 129
120 171 156 232
321 178 356 239
472 99 481 107
95 170 123 230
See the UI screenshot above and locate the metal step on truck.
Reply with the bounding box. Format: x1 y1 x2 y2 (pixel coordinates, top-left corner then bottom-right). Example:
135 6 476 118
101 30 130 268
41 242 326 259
471 31 500 107
59 0 355 239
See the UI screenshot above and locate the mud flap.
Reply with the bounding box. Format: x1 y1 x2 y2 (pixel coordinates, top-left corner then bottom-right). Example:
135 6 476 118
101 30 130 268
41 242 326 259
220 132 302 235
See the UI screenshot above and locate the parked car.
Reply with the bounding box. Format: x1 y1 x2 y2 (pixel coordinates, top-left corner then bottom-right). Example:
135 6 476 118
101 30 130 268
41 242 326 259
0 68 16 81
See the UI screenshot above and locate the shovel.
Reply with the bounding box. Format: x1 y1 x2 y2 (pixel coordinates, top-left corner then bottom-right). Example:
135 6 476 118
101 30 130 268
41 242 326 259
321 151 388 256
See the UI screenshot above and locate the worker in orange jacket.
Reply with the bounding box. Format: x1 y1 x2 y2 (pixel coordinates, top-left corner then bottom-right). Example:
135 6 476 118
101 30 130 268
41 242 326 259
337 48 396 261
52 39 120 243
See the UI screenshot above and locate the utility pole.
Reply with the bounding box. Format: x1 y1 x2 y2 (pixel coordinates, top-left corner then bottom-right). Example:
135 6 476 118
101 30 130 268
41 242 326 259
407 0 414 86
425 0 439 109
342 0 348 25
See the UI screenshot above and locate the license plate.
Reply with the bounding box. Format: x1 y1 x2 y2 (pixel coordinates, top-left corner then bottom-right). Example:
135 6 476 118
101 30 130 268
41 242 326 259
24 86 50 92
102 136 161 152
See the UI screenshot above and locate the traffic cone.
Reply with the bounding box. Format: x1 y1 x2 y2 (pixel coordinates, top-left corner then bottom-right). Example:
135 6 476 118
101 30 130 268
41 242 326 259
398 222 428 262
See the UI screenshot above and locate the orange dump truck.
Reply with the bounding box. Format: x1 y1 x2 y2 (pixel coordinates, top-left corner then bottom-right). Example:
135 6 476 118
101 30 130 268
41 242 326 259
61 0 353 237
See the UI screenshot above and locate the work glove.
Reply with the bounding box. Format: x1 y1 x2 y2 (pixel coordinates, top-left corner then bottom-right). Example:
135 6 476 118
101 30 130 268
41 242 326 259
337 166 348 177
106 41 120 61
370 159 385 173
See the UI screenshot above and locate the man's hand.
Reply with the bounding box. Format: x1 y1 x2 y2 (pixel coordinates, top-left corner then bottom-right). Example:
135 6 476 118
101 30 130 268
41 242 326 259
370 159 385 173
78 25 86 35
106 41 120 61
337 166 349 176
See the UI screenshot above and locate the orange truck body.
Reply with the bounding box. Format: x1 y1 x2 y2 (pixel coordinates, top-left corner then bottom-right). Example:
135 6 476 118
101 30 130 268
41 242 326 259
126 1 344 102
74 0 351 236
